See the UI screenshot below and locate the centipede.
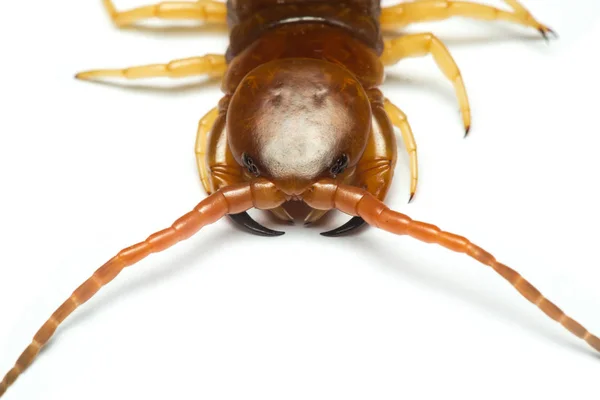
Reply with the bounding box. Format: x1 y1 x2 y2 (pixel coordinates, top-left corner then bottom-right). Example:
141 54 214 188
0 0 597 397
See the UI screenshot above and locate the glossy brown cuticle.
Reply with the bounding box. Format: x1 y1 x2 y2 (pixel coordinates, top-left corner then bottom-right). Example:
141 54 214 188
2 1 590 398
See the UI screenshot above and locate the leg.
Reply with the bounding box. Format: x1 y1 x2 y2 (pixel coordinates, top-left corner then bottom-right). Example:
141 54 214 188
384 98 418 202
381 0 555 39
103 0 227 27
0 182 285 397
75 54 226 81
195 105 245 195
195 106 220 194
381 33 471 135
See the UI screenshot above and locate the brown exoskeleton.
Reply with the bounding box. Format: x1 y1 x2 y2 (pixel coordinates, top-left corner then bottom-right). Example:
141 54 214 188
0 0 595 397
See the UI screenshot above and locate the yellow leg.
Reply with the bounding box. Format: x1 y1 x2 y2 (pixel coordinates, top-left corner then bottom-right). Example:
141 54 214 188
381 33 471 135
195 106 243 194
103 0 227 27
75 54 227 81
381 0 555 39
384 98 419 202
195 107 220 194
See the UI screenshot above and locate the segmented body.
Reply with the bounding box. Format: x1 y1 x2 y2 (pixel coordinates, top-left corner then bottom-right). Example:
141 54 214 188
226 0 384 60
203 0 396 231
1 1 598 398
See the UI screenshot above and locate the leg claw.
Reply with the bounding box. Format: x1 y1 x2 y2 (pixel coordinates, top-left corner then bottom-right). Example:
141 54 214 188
539 26 558 43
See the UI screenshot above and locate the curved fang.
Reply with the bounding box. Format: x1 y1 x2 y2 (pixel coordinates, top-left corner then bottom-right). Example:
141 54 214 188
228 212 285 237
320 216 366 237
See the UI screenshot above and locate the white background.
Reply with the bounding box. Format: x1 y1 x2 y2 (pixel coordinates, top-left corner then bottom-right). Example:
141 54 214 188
1 1 599 399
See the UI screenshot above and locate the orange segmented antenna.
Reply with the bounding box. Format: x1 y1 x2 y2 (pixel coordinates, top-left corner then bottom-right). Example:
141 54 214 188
304 181 600 353
0 180 285 397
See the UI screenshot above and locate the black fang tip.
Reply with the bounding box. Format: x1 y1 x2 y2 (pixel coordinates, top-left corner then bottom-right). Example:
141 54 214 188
320 216 367 237
228 212 285 237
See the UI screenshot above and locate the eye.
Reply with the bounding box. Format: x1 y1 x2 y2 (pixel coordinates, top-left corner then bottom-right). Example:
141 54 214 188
330 154 349 177
242 153 260 176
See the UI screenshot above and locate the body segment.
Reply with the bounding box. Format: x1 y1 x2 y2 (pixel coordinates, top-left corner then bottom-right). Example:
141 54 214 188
225 0 383 60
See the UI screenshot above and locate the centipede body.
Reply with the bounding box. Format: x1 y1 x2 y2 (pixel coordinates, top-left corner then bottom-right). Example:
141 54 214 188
2 0 594 398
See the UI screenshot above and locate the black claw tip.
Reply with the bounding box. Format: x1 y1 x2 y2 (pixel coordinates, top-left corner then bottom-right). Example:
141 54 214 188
539 27 558 43
408 192 416 203
228 212 285 237
464 125 471 138
320 217 366 237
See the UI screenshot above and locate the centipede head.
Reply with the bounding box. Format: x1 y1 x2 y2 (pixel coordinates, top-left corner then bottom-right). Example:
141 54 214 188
227 58 372 197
